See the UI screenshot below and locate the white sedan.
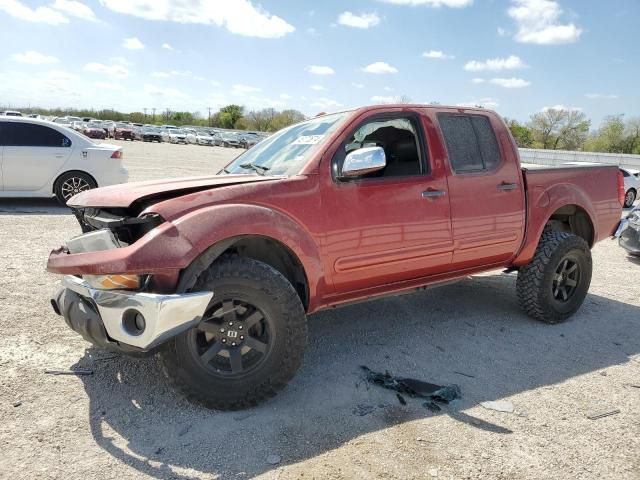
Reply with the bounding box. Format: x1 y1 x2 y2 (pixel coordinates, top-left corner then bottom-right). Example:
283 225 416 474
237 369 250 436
0 117 127 204
621 167 640 208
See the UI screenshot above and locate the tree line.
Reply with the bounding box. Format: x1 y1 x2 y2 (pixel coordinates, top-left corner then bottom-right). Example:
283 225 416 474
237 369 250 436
5 103 640 154
5 104 307 133
506 110 640 155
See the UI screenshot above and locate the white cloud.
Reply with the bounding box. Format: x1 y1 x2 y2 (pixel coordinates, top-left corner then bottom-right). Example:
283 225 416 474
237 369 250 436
0 0 68 24
306 65 335 75
279 93 292 100
337 11 380 29
211 80 221 87
84 62 129 78
472 78 485 84
95 82 124 90
100 0 295 38
371 95 396 104
311 97 342 109
151 72 171 78
383 86 394 92
232 84 262 95
380 0 472 7
508 0 582 45
11 50 60 65
123 37 144 49
422 50 454 59
110 56 133 66
585 93 618 100
542 104 582 112
497 27 507 36
143 83 189 100
457 98 500 109
51 0 97 21
161 43 173 50
310 85 327 91
362 61 398 74
489 77 531 88
352 82 365 88
464 55 527 72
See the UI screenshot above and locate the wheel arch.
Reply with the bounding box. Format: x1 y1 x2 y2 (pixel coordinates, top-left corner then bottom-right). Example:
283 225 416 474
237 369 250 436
176 234 310 311
52 169 98 194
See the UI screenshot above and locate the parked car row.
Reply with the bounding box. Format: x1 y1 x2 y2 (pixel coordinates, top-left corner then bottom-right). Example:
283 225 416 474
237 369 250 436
48 115 268 149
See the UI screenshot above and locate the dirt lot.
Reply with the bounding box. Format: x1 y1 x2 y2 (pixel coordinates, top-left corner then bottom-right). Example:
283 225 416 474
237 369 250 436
1 140 639 480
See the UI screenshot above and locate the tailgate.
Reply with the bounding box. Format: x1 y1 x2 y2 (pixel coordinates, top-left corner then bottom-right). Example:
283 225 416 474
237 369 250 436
522 165 622 242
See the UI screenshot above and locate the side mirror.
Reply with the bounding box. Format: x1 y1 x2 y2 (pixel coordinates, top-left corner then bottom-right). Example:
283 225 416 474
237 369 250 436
340 146 386 178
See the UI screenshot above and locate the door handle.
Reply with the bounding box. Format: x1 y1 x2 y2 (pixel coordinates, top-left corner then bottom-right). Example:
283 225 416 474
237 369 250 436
422 189 447 199
497 182 518 191
54 154 64 158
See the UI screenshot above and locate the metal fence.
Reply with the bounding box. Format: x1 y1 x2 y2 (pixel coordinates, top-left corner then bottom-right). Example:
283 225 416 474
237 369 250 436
519 149 640 170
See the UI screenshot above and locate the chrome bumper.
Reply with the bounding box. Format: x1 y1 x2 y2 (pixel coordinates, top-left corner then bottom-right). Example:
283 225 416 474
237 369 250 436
54 275 213 350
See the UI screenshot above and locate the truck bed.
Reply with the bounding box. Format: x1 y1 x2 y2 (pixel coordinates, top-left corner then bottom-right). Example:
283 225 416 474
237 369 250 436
522 164 621 244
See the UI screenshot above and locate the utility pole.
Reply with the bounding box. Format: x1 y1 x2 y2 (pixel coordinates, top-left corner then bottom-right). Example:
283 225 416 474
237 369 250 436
152 108 156 123
207 107 212 127
143 107 148 120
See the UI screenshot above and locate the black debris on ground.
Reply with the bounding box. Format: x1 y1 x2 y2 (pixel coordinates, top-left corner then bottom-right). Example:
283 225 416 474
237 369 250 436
360 366 461 412
352 404 375 416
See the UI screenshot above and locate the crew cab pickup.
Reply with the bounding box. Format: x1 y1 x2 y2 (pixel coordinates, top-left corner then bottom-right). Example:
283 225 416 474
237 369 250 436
47 105 624 410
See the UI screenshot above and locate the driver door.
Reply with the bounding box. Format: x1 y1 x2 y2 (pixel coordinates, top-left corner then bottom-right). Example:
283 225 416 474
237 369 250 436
320 111 453 294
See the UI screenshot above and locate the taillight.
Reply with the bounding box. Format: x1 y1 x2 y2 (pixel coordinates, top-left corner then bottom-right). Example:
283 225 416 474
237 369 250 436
617 170 625 207
111 150 122 159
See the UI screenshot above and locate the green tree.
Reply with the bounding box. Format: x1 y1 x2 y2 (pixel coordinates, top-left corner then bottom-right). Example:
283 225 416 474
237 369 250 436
504 118 534 148
528 108 590 150
218 104 244 129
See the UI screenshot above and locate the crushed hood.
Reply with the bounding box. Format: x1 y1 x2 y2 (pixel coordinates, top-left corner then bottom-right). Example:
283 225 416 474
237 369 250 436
68 174 281 208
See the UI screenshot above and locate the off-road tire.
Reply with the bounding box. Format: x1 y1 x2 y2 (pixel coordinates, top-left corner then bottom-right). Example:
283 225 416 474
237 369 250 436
516 230 592 324
158 255 307 410
54 171 97 205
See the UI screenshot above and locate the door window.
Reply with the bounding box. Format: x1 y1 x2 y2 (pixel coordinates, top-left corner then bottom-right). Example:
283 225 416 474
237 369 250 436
437 114 501 173
0 122 71 147
336 116 425 179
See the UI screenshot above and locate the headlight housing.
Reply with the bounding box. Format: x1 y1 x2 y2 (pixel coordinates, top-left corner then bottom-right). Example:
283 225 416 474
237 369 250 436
84 274 146 290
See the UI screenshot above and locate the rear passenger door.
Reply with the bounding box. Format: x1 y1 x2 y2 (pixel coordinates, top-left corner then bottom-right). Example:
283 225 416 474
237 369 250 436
0 122 73 191
437 112 525 268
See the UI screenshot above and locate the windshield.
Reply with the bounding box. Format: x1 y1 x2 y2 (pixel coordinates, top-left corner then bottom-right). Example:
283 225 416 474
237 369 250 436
222 112 349 176
169 129 185 134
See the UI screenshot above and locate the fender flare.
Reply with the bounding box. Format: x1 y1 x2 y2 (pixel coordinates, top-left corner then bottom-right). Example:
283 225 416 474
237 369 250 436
513 183 597 266
171 203 325 307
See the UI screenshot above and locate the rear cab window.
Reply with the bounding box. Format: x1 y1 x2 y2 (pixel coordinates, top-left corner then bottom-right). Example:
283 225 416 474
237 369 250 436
437 113 501 174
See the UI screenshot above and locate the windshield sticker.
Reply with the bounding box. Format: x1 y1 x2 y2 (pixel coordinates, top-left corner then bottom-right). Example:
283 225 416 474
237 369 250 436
292 135 324 145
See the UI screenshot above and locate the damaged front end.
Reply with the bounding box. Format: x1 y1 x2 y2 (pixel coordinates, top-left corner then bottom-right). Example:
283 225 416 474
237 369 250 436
618 206 640 256
48 207 213 354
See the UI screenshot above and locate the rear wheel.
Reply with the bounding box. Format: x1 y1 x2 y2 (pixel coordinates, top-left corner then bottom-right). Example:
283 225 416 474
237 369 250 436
159 255 307 410
516 230 592 324
54 172 96 205
624 189 636 208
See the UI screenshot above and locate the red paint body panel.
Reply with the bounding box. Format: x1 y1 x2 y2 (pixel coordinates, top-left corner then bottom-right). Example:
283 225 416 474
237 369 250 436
47 105 622 314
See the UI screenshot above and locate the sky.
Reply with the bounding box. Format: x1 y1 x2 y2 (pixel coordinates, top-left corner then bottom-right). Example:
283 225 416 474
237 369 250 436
0 0 637 125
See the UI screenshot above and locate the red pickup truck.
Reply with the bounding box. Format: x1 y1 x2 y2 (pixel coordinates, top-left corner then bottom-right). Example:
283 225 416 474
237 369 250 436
48 105 624 410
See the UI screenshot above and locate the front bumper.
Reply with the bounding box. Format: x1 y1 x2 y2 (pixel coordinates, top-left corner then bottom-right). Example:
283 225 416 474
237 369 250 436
618 219 640 255
51 275 212 352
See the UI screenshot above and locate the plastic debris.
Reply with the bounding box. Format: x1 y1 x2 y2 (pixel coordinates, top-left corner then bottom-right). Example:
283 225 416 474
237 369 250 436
587 409 620 420
12 401 22 407
480 400 515 413
360 366 461 411
44 369 93 376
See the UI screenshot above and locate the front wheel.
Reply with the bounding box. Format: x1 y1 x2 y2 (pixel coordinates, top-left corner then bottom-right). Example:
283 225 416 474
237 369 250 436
624 189 636 208
516 230 592 324
158 255 308 410
54 171 97 205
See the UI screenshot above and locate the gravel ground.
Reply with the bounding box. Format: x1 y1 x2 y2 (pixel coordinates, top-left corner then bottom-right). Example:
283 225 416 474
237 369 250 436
0 140 639 480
